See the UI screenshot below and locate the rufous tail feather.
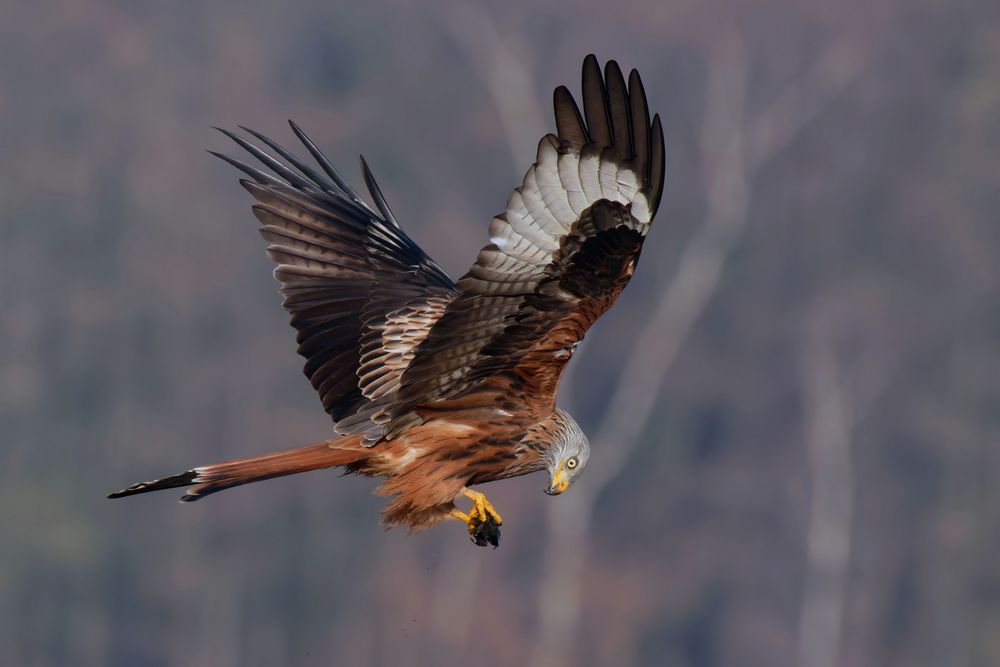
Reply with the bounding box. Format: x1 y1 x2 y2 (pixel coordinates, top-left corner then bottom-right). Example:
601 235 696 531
108 436 366 502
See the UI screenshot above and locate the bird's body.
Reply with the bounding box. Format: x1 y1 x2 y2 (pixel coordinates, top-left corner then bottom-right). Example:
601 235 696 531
110 55 664 547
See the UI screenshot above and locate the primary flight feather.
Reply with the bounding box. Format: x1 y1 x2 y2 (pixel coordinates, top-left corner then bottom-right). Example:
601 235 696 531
110 55 665 548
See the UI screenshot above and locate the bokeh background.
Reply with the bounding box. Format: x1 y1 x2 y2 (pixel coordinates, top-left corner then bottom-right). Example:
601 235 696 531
3 0 999 665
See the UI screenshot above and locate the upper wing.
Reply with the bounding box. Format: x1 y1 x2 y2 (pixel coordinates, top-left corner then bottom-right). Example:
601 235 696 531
214 123 458 427
347 55 664 439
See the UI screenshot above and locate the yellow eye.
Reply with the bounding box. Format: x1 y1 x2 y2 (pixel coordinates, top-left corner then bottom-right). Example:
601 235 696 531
566 457 578 470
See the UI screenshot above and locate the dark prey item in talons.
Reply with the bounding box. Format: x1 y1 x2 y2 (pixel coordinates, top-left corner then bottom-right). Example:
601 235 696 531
468 514 501 548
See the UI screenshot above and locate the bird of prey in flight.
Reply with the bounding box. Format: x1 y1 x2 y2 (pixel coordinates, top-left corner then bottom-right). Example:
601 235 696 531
110 55 664 548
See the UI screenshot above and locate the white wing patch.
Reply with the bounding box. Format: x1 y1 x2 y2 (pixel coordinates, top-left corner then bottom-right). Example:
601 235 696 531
487 135 652 269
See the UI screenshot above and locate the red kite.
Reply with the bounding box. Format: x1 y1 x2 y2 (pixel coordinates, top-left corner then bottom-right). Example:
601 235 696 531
110 55 664 547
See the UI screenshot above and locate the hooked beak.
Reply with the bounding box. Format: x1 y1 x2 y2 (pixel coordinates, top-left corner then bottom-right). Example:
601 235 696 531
545 464 570 496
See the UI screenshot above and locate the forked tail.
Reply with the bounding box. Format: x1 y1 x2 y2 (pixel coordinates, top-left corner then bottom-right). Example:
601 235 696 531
108 436 367 502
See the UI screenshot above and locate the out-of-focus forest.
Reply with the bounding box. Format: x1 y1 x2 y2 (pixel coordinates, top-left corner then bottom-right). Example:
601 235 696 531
2 0 998 665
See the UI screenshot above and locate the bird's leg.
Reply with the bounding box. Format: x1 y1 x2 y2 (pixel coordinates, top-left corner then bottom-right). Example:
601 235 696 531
449 487 502 548
461 487 503 526
449 508 473 523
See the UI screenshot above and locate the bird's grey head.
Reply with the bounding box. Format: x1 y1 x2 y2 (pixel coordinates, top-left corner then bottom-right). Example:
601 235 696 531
543 409 591 496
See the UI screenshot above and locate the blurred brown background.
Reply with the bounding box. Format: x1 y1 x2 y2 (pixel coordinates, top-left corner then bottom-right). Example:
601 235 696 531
2 0 999 665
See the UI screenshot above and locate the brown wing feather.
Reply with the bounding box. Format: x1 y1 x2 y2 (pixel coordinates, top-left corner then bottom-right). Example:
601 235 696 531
215 125 457 424
364 56 664 439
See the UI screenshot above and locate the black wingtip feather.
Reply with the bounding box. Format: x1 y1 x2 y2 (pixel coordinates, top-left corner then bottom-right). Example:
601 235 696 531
581 55 612 148
553 85 589 148
287 120 368 208
216 127 318 192
627 69 650 183
108 470 198 499
208 150 285 187
359 155 401 228
650 113 665 214
238 124 343 197
603 60 631 161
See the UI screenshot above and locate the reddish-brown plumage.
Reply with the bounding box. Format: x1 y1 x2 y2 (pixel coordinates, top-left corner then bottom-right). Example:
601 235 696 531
109 55 665 545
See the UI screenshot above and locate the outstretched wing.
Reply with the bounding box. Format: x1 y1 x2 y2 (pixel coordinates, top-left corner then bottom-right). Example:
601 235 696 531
349 55 664 439
214 123 458 426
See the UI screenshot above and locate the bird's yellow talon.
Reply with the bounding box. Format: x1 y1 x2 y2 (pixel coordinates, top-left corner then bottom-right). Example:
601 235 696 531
451 488 502 547
463 487 502 525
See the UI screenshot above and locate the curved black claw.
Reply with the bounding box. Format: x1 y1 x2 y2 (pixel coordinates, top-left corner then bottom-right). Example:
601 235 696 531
468 514 501 548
